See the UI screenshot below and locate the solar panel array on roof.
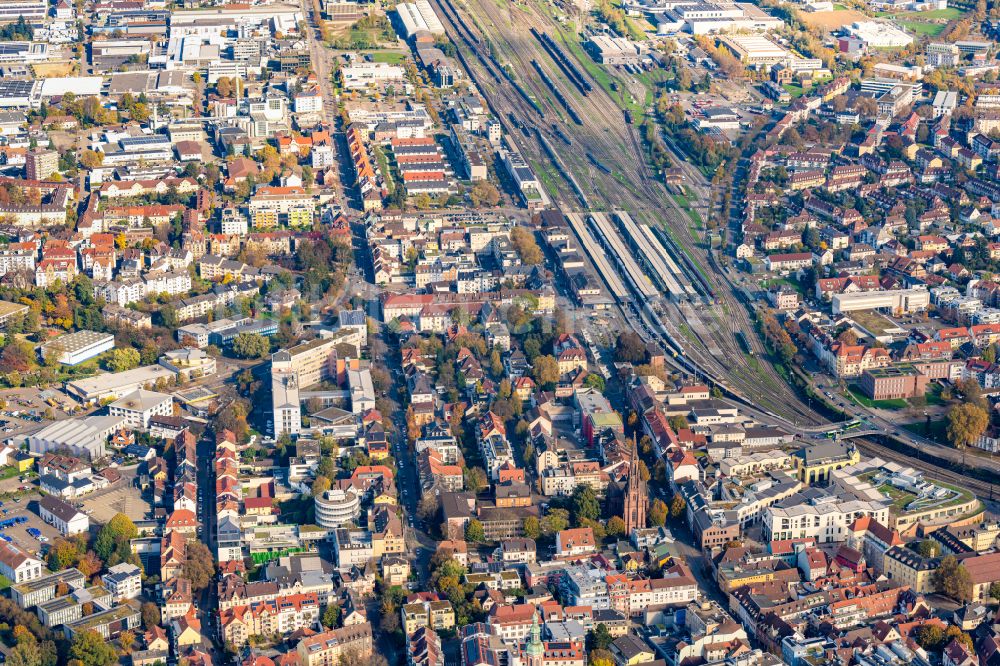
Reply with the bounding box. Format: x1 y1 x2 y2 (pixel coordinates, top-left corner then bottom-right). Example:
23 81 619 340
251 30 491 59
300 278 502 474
120 135 170 148
0 80 33 97
0 43 29 56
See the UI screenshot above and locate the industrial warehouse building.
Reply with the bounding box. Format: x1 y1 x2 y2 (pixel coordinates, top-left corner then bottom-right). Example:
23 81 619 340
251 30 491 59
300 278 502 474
584 34 647 65
27 415 125 459
41 330 115 366
831 288 930 315
719 34 790 67
394 0 445 39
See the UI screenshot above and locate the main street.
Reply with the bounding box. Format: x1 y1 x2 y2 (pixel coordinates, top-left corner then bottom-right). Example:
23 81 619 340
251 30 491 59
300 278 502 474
300 0 357 210
372 310 438 586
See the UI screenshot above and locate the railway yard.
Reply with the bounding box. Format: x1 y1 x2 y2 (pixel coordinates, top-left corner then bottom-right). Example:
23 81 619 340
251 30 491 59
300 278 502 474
392 0 1000 512
426 0 1000 526
8 0 1000 657
430 0 824 425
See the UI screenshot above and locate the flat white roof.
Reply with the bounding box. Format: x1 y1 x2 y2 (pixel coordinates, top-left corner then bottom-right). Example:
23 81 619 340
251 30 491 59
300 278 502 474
721 34 788 58
38 77 103 98
66 364 175 399
42 330 113 355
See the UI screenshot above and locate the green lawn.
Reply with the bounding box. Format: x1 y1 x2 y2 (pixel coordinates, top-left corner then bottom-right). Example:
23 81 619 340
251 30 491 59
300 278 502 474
846 385 907 410
278 496 314 524
874 8 958 36
672 194 703 230
624 17 647 41
923 7 965 18
878 7 964 18
373 144 394 193
897 19 945 36
849 309 895 336
783 84 806 98
878 482 915 511
925 383 945 406
903 419 948 443
762 277 806 296
554 24 616 96
370 51 407 64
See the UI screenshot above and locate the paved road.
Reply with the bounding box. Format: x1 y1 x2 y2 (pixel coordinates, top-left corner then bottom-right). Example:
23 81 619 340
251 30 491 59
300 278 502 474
379 327 437 586
299 0 352 207
798 372 1000 480
198 429 220 649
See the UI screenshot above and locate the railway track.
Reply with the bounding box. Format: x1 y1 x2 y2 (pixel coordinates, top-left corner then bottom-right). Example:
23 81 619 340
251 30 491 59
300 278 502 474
433 0 579 206
855 437 998 501
433 0 825 424
494 20 993 475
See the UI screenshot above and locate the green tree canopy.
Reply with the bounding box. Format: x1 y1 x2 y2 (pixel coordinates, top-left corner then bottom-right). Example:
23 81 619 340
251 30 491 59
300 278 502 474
69 630 118 666
614 331 647 364
523 516 541 540
231 332 271 359
649 499 668 527
532 355 560 387
465 519 485 543
541 508 570 535
948 402 990 451
105 347 140 372
605 516 626 537
932 555 971 601
572 485 600 524
94 513 137 564
183 541 216 591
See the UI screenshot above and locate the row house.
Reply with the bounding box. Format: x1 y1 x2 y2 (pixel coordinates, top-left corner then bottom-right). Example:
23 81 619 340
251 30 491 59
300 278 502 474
762 230 802 251
220 593 320 647
101 204 185 229
605 564 700 617
826 343 891 379
97 271 192 306
815 275 881 301
97 177 199 201
764 252 813 274
825 164 867 193
174 282 260 321
35 257 77 287
790 170 825 191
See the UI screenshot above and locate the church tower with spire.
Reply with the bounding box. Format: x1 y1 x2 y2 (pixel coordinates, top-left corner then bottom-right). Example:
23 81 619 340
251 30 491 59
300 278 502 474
525 612 544 666
623 435 647 534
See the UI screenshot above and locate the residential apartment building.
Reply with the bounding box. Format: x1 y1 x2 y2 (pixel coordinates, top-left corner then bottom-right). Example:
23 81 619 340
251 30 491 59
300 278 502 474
296 623 374 666
102 563 142 601
764 493 890 544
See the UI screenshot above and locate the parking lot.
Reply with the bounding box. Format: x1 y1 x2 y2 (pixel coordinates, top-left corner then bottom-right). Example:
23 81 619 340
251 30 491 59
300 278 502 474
0 495 64 559
0 388 80 442
81 482 150 524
